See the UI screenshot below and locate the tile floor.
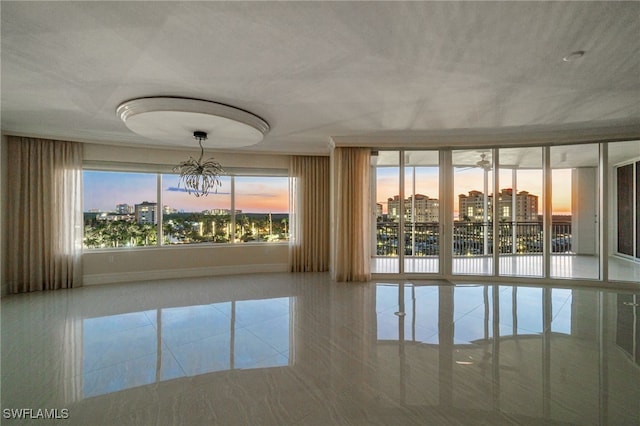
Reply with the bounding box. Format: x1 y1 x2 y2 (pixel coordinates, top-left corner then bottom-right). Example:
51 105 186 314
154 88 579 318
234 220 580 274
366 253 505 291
2 273 639 425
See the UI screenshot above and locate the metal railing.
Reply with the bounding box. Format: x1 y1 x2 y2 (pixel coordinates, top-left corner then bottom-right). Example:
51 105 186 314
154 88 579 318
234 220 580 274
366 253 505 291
376 221 572 256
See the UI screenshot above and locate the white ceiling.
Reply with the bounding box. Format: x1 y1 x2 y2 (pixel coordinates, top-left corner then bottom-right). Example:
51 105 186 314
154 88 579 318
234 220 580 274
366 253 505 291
2 1 640 155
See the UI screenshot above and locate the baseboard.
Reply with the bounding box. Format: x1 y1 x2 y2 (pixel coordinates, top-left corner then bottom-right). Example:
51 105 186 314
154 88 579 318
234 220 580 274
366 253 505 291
82 263 289 286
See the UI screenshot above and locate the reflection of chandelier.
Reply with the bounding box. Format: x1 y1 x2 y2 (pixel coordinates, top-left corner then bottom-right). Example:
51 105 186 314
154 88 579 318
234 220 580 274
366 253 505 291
174 131 224 197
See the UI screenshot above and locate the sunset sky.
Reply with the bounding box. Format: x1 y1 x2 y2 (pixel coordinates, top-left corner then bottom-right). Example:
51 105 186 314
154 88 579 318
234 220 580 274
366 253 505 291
85 167 573 217
83 171 289 213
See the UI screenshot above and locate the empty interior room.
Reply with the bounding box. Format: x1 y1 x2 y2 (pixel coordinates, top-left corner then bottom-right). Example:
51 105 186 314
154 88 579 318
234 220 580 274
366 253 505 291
1 2 639 425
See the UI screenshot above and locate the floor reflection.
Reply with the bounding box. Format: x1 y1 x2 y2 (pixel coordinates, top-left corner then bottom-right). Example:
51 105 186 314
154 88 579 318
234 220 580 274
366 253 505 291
373 282 639 424
1 273 638 425
83 298 291 397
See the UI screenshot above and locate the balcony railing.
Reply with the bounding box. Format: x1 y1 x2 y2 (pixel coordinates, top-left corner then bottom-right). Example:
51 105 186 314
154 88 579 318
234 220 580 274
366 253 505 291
376 221 572 256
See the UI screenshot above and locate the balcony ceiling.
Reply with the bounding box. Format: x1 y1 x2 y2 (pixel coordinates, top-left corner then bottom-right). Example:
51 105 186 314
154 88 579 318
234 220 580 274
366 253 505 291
2 1 640 155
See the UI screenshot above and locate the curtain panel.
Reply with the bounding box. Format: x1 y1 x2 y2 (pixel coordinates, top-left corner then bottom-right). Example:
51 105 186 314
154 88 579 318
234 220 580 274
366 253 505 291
6 137 83 293
331 147 371 282
289 156 330 272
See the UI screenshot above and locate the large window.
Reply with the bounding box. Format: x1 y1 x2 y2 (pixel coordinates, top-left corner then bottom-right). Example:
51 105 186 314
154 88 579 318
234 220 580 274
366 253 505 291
372 151 401 274
83 170 289 249
371 150 439 274
162 174 233 244
404 151 440 274
550 144 600 280
498 147 543 277
83 171 158 248
369 141 640 283
453 150 494 275
234 176 290 243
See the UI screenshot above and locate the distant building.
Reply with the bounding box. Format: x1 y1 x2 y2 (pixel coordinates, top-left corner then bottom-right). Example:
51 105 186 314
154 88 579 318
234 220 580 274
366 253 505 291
458 190 487 221
376 203 383 219
499 189 538 221
96 212 134 222
163 205 177 215
135 201 157 224
116 203 133 214
458 189 538 221
203 209 242 215
387 194 439 222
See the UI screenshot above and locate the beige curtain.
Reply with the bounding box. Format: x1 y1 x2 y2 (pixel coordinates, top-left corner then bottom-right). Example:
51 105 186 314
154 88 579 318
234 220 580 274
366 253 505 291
6 137 83 293
332 147 371 282
289 156 330 272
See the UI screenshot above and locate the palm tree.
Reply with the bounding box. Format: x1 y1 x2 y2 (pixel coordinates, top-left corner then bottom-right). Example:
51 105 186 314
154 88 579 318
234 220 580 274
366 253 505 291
140 223 157 246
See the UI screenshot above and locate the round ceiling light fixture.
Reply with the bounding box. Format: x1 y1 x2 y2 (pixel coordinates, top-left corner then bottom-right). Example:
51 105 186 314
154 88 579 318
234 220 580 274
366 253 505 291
116 97 269 148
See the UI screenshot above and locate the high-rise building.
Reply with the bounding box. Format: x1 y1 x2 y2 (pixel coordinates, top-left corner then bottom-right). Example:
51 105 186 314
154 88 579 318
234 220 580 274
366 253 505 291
135 201 157 224
387 194 439 222
376 203 383 219
498 189 538 221
458 190 489 221
116 203 133 214
458 189 538 221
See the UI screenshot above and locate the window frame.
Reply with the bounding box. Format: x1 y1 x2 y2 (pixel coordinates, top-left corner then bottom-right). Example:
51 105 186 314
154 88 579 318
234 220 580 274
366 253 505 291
82 162 289 250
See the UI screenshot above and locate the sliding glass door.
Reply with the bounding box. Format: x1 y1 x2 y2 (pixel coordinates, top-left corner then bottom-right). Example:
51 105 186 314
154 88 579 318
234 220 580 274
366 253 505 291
372 150 439 274
452 150 494 275
404 151 439 273
550 144 600 280
498 147 544 277
369 142 640 284
372 151 401 274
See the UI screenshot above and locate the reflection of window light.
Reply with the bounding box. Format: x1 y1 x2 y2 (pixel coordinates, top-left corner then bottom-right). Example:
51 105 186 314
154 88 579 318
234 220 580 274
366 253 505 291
82 297 293 398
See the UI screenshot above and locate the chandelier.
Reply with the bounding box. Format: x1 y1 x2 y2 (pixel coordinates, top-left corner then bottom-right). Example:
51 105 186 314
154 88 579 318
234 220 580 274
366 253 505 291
174 131 224 197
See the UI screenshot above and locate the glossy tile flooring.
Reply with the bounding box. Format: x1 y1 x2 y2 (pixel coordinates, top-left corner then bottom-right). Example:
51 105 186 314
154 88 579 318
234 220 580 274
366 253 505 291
2 273 639 425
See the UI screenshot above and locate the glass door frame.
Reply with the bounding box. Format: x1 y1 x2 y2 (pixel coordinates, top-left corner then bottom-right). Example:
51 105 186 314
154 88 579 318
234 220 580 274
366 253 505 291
369 143 629 284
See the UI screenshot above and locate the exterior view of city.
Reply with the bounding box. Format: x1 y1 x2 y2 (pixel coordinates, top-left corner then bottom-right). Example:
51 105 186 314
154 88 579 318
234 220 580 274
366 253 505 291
84 201 289 248
376 188 572 257
83 171 290 249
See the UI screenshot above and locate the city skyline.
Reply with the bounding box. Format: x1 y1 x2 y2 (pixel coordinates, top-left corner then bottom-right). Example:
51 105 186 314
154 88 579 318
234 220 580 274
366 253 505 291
85 168 574 217
376 167 573 216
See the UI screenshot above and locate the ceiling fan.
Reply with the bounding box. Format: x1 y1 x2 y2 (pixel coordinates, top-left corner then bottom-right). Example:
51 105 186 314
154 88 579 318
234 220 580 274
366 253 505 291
475 153 491 170
458 152 492 172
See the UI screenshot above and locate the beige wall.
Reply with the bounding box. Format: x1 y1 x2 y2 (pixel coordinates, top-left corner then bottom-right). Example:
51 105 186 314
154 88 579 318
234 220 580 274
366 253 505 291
83 143 289 169
83 244 289 285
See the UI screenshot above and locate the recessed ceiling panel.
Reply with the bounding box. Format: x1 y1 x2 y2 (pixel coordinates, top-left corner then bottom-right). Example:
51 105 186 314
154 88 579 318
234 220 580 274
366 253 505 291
116 97 269 148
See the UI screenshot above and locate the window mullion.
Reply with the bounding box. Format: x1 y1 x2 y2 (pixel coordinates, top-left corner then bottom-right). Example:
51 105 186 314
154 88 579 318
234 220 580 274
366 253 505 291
231 176 236 243
399 151 405 274
157 173 163 246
